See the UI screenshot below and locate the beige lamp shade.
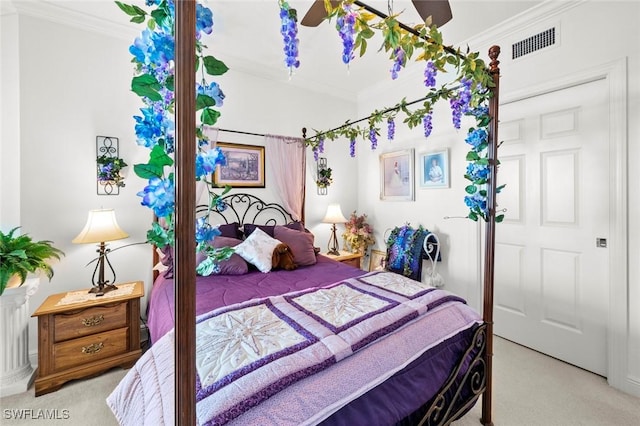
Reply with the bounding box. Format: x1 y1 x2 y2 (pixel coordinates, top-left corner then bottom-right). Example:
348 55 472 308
322 204 348 224
72 209 129 244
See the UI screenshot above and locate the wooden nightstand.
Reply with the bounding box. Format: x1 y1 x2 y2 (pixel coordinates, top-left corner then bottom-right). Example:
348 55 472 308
32 281 144 396
324 250 364 269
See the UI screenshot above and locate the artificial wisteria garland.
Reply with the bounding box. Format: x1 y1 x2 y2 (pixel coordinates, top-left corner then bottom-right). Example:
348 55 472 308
278 0 300 75
280 1 500 222
117 0 234 273
336 1 357 65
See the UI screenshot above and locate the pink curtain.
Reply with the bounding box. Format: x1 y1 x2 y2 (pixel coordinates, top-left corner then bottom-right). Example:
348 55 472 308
264 134 306 221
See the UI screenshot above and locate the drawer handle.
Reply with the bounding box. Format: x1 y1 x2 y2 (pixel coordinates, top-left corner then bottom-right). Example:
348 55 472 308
82 342 104 354
81 315 104 327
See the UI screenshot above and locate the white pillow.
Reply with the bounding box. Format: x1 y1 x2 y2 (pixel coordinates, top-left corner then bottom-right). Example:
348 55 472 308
233 228 281 273
153 247 169 272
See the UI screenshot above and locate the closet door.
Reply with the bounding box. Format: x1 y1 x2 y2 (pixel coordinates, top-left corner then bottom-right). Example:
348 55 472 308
493 77 609 376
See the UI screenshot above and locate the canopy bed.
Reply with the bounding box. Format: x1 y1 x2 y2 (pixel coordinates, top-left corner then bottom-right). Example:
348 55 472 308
108 1 501 425
109 193 489 425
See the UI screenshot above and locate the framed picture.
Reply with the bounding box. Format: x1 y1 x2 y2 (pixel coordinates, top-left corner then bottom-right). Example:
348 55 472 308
419 149 449 188
369 249 387 272
380 149 414 201
213 142 265 188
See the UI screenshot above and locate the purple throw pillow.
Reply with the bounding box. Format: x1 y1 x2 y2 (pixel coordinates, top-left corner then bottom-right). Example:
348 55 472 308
243 223 275 238
274 226 317 266
159 245 174 278
196 236 249 275
217 222 243 240
284 221 306 232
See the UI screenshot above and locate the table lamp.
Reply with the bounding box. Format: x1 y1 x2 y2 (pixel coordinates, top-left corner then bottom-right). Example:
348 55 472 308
322 204 348 256
72 209 129 295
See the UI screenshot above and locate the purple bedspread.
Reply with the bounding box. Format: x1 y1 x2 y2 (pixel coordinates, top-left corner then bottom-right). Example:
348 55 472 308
148 255 364 344
141 255 483 425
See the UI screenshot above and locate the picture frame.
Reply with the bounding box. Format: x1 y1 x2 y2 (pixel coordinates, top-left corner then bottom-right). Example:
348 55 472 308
213 142 265 188
380 149 415 201
419 149 449 188
369 249 387 272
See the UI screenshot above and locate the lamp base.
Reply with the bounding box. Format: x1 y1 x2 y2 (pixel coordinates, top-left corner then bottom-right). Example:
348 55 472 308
326 223 342 257
88 284 118 297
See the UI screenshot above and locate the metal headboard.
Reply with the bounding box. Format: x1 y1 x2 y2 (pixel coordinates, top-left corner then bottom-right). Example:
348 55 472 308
153 193 295 281
423 231 444 288
196 193 295 226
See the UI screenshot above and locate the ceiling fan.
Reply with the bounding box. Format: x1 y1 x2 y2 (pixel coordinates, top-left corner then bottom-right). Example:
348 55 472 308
300 0 453 28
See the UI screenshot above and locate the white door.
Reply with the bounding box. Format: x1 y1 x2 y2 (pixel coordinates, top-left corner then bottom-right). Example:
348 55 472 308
493 78 609 376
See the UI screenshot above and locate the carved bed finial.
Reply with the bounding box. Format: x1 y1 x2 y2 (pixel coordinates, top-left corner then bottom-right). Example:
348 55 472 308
488 45 500 75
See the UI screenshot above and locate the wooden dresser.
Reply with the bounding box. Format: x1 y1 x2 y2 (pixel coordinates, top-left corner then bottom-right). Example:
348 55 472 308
32 281 143 396
324 250 364 269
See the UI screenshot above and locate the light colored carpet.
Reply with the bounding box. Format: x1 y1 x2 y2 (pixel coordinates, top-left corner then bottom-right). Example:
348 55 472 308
1 337 639 425
453 337 640 426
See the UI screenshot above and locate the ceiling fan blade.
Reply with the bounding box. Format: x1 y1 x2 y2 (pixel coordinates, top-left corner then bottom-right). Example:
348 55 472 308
412 0 453 27
301 0 340 27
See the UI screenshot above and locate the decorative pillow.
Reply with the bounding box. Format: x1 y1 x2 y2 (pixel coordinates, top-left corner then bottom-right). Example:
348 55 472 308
196 236 248 276
284 221 306 232
154 248 169 273
243 223 275 238
233 228 282 273
159 245 174 278
273 226 317 266
217 222 243 240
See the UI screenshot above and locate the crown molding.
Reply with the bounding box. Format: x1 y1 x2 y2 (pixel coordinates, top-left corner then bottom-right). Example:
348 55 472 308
7 0 356 102
461 0 584 51
0 0 17 16
358 0 584 104
11 0 138 41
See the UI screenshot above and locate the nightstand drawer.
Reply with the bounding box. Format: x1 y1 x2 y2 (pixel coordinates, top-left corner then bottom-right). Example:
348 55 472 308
53 327 129 371
54 302 127 342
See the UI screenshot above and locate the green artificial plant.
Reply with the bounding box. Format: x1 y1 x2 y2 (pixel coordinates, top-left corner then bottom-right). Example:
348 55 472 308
0 227 64 296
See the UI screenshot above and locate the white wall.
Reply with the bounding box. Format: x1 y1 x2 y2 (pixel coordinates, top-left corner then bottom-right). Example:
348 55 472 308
356 0 639 396
1 12 355 357
0 11 21 229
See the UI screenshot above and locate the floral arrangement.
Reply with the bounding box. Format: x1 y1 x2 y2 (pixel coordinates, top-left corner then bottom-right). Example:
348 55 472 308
316 167 333 188
117 0 232 274
97 155 127 188
342 211 375 253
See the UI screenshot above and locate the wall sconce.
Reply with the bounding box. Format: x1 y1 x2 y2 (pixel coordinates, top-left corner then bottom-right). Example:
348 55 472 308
96 136 127 196
316 157 333 195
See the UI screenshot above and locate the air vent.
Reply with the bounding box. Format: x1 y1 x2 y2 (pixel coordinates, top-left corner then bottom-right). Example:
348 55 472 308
512 27 556 59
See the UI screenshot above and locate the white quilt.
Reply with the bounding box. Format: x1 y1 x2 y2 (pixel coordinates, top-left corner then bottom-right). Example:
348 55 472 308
107 271 481 425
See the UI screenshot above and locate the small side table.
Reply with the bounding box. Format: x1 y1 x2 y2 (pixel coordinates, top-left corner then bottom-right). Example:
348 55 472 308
32 281 144 396
324 250 364 269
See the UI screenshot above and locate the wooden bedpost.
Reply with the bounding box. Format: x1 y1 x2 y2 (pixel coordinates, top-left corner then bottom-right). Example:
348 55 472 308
481 45 501 426
301 127 307 224
174 1 197 424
